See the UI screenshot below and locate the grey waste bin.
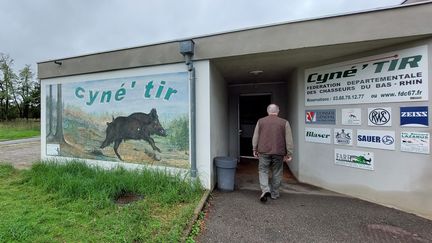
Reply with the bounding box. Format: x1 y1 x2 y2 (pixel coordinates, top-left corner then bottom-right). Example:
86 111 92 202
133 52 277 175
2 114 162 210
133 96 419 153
214 157 238 191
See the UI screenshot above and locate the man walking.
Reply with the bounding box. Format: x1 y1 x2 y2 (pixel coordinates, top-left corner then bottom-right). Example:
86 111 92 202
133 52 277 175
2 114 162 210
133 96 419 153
252 104 294 202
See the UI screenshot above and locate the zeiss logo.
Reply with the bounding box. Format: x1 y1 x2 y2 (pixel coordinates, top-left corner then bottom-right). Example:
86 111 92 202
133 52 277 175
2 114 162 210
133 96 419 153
400 106 428 127
368 108 391 126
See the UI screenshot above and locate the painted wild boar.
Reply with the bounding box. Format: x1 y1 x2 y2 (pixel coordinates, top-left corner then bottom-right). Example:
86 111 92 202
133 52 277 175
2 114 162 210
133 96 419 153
100 109 167 161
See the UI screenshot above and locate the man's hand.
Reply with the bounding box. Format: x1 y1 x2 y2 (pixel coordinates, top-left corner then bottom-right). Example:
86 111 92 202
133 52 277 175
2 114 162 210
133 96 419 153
283 155 292 163
253 150 259 158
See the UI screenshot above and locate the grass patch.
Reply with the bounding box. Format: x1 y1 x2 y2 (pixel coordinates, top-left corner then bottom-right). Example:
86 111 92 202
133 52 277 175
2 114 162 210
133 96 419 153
0 161 203 242
0 119 40 141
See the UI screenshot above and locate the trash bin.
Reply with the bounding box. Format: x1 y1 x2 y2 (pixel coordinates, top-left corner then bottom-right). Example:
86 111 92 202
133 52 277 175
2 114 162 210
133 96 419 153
214 156 238 191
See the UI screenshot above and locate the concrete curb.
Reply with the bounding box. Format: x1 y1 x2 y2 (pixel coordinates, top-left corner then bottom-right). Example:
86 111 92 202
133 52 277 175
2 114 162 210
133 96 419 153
181 189 212 242
0 137 40 145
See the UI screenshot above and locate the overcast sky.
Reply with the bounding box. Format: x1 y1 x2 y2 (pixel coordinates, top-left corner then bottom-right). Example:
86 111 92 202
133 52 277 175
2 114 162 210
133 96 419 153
0 0 403 76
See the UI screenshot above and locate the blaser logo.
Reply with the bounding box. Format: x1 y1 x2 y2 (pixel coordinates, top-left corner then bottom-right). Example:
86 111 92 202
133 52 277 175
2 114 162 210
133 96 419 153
306 131 330 138
369 108 390 125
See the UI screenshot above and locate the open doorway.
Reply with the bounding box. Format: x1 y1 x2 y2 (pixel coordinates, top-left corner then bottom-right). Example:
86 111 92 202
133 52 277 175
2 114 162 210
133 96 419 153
238 94 271 157
236 93 296 190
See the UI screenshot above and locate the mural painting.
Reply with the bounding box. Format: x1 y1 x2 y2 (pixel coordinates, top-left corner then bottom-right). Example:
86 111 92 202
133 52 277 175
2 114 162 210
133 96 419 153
45 72 190 169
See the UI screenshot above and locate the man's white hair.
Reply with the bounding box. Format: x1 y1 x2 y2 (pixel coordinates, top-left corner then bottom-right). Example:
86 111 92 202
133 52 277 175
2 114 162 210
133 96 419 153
267 104 280 114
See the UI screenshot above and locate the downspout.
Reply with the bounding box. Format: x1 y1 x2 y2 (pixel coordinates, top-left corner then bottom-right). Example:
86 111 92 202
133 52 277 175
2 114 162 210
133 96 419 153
180 40 197 178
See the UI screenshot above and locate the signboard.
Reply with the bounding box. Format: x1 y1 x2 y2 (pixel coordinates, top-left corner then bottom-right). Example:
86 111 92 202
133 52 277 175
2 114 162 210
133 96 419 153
305 127 332 144
305 109 336 124
368 107 392 127
341 108 361 125
401 132 430 154
334 128 353 146
305 45 428 106
335 149 374 171
357 129 395 150
44 72 190 169
400 106 429 127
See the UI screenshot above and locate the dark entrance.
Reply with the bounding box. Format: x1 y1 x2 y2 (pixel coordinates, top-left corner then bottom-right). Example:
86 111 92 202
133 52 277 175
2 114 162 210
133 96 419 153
238 94 271 157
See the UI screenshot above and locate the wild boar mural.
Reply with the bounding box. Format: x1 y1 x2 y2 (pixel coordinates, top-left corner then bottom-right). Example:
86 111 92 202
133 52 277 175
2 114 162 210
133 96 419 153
100 109 167 161
45 72 190 169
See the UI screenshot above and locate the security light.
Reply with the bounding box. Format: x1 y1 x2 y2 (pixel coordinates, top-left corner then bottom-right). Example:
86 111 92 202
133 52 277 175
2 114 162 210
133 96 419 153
179 40 195 56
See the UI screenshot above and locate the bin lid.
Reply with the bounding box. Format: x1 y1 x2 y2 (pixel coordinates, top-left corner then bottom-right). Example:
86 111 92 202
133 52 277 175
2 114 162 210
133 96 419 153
214 156 237 169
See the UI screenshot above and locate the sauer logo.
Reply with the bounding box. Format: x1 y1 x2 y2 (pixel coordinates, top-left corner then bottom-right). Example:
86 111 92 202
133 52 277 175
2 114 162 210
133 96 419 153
382 135 395 145
369 108 390 125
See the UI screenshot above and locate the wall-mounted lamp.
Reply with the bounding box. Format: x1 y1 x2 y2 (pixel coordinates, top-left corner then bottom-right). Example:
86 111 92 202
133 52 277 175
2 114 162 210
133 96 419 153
54 60 62 65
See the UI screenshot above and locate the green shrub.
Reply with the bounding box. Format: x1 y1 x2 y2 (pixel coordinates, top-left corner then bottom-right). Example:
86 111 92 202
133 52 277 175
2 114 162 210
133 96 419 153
167 116 189 151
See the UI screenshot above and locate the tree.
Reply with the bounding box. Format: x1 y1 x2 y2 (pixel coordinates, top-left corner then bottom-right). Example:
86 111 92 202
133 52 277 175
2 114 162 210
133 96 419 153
54 84 66 143
0 53 16 120
29 81 40 119
18 65 35 119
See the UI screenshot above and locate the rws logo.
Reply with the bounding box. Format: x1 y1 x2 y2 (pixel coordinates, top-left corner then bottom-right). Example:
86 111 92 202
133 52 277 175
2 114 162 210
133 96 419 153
400 106 429 127
368 107 391 126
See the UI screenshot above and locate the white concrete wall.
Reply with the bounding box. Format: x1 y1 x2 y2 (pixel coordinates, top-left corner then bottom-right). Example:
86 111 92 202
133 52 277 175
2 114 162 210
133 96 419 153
194 61 212 189
285 70 300 179
209 63 229 187
40 61 214 189
295 39 432 219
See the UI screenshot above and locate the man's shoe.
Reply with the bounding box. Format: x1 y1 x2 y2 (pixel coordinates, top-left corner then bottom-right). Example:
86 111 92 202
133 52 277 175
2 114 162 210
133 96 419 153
270 194 280 200
260 192 271 202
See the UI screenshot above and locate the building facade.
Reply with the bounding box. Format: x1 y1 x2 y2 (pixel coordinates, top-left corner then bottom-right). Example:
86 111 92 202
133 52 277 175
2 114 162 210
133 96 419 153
38 2 432 219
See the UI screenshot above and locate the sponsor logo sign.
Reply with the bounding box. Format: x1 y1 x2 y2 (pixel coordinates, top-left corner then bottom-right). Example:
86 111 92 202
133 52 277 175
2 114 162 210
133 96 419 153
368 107 392 126
305 109 336 124
401 132 430 154
357 129 395 150
305 127 332 144
305 45 428 106
334 128 353 146
341 108 361 125
400 106 429 127
335 149 374 171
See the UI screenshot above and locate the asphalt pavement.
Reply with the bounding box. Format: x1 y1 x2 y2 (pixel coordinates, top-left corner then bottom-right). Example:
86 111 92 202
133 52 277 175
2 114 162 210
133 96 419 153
198 189 432 243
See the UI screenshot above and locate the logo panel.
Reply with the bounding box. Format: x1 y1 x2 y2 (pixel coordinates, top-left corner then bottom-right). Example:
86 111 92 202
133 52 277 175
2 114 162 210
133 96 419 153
368 107 392 126
341 108 361 126
335 149 374 171
305 109 336 124
401 132 430 154
334 128 353 146
400 106 428 127
305 127 332 144
357 129 395 150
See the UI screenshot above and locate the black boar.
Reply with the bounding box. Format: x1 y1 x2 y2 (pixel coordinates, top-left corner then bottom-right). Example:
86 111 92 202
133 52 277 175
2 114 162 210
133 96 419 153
100 109 166 161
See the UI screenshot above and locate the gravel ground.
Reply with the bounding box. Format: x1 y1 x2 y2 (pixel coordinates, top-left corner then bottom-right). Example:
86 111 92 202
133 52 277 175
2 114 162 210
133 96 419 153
0 138 40 169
